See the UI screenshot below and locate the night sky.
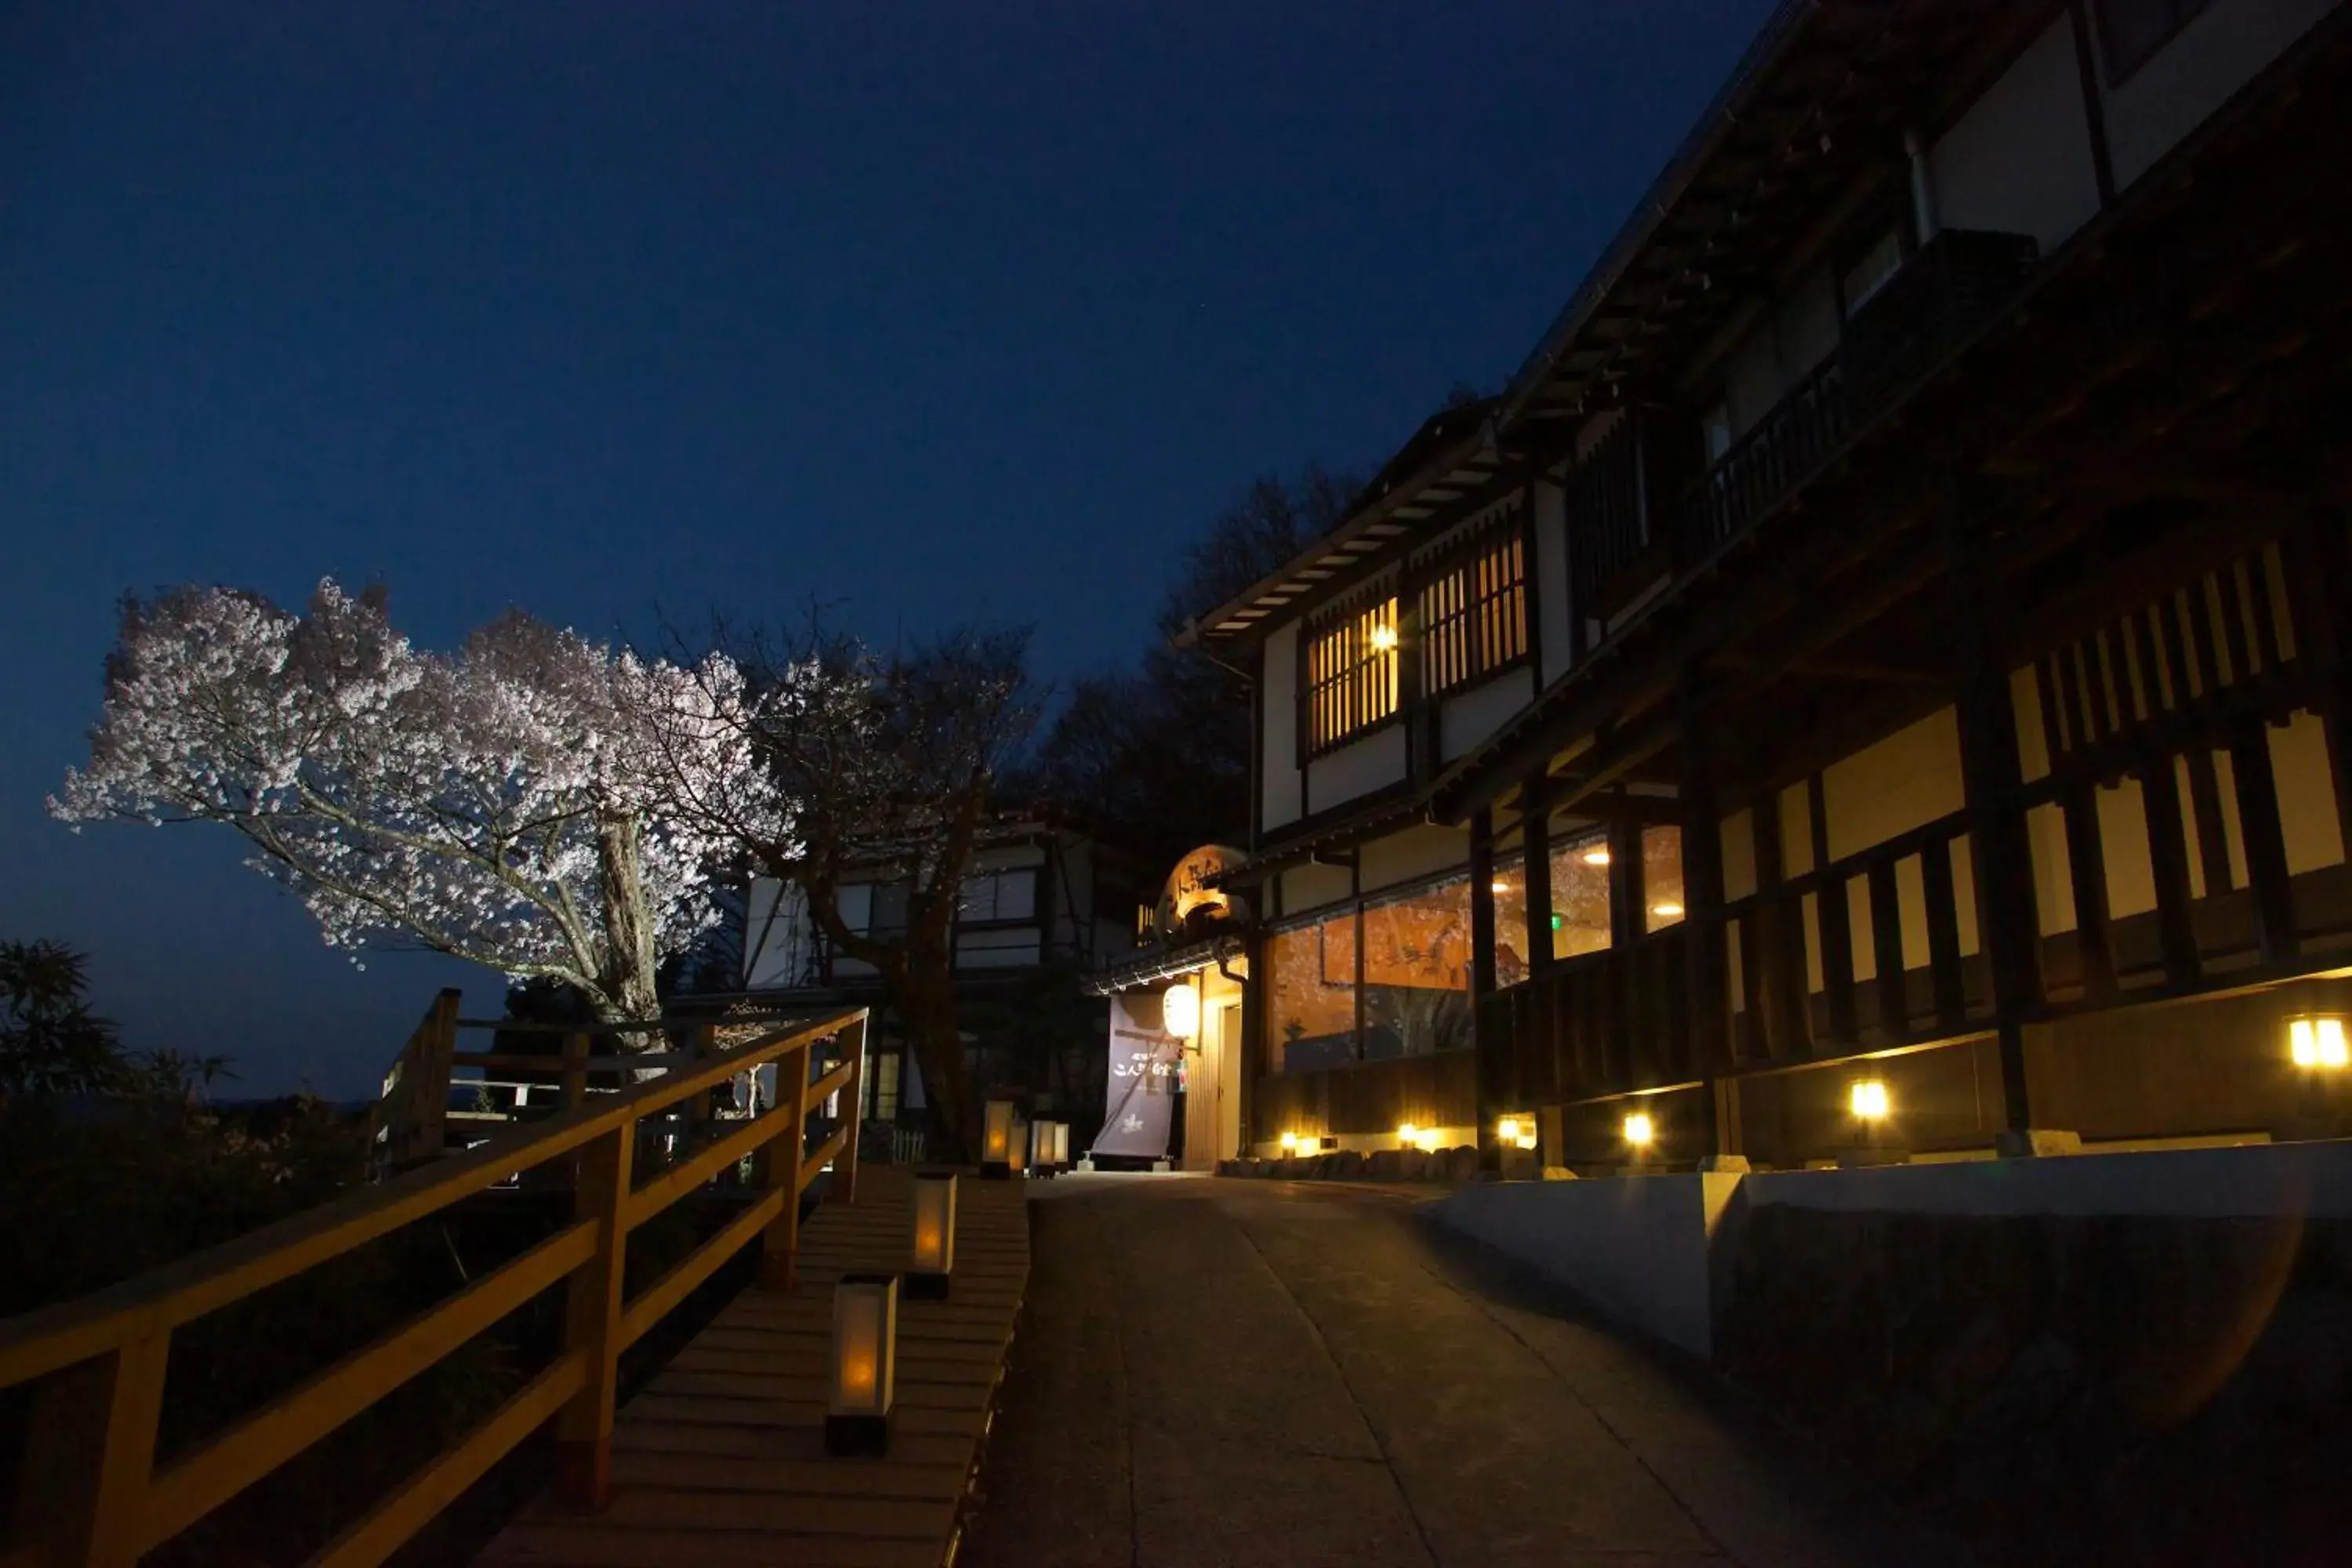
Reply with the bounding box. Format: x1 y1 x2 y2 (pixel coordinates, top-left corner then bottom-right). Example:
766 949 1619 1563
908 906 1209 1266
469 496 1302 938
2 1 1773 1098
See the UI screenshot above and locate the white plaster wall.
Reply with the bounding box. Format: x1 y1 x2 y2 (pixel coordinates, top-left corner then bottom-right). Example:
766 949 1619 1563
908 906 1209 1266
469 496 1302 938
1359 822 1471 893
1534 478 1573 682
2100 0 2343 189
1432 1174 1745 1356
1279 861 1355 916
1930 14 2103 256
1439 666 1536 761
1261 623 1304 831
1820 707 1965 861
1305 724 1407 815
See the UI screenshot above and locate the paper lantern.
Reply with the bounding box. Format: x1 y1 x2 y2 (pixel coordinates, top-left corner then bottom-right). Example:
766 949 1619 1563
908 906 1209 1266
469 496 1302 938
826 1272 898 1457
907 1171 956 1300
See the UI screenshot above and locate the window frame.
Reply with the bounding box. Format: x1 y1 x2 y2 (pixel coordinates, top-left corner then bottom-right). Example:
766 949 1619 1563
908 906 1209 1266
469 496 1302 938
1300 583 1403 761
1417 506 1531 702
1260 865 1485 1074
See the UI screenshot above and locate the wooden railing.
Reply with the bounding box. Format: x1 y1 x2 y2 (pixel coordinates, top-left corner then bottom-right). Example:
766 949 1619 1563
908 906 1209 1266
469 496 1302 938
0 1006 868 1568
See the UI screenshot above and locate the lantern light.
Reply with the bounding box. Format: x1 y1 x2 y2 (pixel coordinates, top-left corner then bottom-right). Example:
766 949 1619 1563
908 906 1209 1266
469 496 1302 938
1623 1111 1655 1149
907 1171 957 1300
1497 1116 1522 1145
2289 1014 2350 1069
1010 1111 1031 1177
1849 1079 1892 1120
1163 981 1201 1041
1031 1117 1056 1181
982 1099 1018 1178
1278 1131 1298 1152
826 1273 899 1457
1397 1122 1419 1149
1051 1120 1070 1170
1368 622 1400 652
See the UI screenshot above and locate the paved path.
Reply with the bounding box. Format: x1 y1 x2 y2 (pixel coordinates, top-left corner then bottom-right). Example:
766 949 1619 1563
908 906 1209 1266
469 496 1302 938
962 1174 1972 1568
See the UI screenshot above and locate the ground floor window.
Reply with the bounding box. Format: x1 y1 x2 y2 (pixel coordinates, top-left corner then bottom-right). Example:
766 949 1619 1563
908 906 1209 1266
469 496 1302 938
1550 830 1613 960
1262 870 1475 1071
863 1047 902 1121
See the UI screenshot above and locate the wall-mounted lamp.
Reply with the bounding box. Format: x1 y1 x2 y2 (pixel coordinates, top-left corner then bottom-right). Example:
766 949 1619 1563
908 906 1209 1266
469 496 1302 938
1497 1116 1523 1145
1368 622 1400 652
1849 1080 1892 1121
1623 1111 1655 1149
1397 1121 1419 1148
907 1171 956 1300
2289 1013 2350 1070
827 1272 899 1457
1163 981 1200 1041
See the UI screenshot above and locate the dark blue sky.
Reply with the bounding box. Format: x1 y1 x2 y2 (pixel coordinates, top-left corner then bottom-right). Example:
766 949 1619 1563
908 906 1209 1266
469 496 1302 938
2 1 1773 1097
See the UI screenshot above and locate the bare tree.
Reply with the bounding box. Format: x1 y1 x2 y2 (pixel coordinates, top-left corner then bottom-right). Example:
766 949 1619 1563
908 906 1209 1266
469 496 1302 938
653 622 1036 1160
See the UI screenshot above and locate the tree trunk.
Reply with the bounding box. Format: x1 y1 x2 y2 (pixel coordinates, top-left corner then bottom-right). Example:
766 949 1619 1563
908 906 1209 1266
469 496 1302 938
894 964 977 1164
595 811 663 1034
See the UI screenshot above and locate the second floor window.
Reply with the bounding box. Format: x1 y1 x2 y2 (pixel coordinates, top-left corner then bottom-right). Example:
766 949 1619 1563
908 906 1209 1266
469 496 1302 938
1305 590 1400 756
958 867 1036 924
1420 521 1528 699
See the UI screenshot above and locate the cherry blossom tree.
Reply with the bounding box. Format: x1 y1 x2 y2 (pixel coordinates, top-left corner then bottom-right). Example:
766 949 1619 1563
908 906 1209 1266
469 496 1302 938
51 581 769 1034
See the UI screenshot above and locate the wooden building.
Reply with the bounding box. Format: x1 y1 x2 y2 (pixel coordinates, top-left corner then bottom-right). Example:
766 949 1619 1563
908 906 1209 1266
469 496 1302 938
741 817 1156 1137
1183 0 2352 1171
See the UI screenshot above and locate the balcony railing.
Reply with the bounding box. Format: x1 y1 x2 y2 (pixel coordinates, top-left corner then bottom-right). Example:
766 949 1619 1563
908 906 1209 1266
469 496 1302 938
1568 229 2042 603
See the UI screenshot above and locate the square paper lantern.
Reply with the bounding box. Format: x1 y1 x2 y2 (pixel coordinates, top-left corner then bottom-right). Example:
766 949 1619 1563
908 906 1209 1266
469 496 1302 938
982 1099 1018 1178
1009 1112 1031 1177
1050 1120 1070 1170
826 1272 898 1457
907 1171 957 1301
1030 1116 1054 1180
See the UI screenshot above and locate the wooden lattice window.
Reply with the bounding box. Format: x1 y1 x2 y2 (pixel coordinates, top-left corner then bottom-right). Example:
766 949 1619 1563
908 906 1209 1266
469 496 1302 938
1420 519 1528 699
1304 590 1400 757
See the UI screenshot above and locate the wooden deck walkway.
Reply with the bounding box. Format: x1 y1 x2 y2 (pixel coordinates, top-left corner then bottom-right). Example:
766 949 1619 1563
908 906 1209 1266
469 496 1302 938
478 1167 1030 1568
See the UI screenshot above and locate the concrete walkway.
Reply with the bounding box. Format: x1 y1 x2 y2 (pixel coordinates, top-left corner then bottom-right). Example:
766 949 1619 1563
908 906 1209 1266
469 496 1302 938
962 1174 1972 1568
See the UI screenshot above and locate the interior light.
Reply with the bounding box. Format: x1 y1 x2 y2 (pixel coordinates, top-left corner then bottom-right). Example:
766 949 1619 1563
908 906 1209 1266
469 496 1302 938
1492 880 1514 895
1651 902 1685 918
1849 1079 1892 1120
1396 1122 1419 1147
1368 623 1400 652
2289 1013 2350 1070
1622 1111 1654 1147
1582 847 1612 866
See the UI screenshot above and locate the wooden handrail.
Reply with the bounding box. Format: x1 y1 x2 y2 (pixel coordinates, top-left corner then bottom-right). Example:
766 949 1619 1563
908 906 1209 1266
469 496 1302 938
0 1002 871 1568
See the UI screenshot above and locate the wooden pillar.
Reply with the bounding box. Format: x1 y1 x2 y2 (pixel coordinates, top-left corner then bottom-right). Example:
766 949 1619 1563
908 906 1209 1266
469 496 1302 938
1523 774 1555 975
1469 808 1499 1156
1606 811 1643 1087
9 1331 171 1567
1679 667 1730 1084
760 1040 814 1292
557 1121 635 1511
1944 494 2045 1136
837 1013 868 1205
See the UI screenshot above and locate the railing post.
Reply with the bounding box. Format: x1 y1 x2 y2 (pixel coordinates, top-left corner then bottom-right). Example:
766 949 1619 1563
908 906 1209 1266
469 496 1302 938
759 1040 814 1292
556 1121 634 1512
561 1030 590 1111
838 1013 867 1206
8 1332 171 1568
416 988 460 1163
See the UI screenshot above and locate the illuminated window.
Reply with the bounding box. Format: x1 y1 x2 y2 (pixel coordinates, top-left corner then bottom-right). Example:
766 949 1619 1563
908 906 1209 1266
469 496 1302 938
1361 880 1474 1059
1264 913 1357 1072
1304 590 1400 756
1643 826 1686 933
1419 521 1528 699
1549 831 1613 960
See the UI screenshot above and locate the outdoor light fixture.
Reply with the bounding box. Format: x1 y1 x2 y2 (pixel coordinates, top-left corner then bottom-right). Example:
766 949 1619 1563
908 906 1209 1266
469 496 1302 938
1368 623 1400 652
1279 1131 1299 1152
1849 1079 1892 1120
1030 1117 1055 1179
1582 846 1612 866
1397 1122 1420 1149
2288 1013 2351 1069
826 1273 899 1457
1623 1111 1655 1149
1051 1121 1069 1170
907 1171 957 1300
982 1100 1018 1178
1498 1116 1523 1145
1163 980 1201 1040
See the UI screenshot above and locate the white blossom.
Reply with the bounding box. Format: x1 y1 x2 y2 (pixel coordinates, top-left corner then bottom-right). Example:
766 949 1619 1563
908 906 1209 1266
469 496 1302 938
52 581 796 1029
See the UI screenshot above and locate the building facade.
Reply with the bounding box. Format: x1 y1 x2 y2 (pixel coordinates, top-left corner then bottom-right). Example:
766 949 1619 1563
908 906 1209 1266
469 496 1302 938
742 818 1155 1132
1185 0 2352 1171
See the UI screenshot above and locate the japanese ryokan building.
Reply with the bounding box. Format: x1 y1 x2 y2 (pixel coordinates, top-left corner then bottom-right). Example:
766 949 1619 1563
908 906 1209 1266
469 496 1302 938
1119 0 2352 1174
